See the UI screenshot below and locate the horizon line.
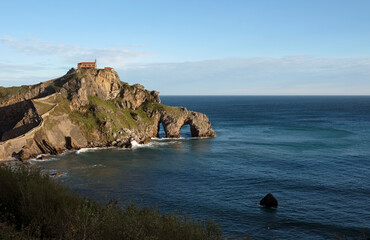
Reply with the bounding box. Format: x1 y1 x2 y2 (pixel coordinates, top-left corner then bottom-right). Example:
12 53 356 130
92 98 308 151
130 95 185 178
160 94 370 97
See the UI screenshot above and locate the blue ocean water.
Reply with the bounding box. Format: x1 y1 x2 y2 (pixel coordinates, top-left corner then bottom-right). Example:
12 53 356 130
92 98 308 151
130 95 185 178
34 96 370 239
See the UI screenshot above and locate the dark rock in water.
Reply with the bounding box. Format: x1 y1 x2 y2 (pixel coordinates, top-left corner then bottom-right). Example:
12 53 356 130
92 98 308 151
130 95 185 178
139 137 151 144
260 193 278 208
124 142 133 148
49 172 63 178
54 172 63 178
37 155 52 160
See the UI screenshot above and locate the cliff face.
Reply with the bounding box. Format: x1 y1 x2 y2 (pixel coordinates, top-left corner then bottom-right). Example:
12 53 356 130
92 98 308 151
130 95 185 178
0 68 215 161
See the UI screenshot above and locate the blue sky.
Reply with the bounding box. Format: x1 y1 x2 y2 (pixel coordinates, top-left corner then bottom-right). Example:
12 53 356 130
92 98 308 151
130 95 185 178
1 0 369 94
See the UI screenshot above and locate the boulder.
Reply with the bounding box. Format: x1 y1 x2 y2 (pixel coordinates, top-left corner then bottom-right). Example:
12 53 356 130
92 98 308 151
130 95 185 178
139 137 151 144
66 68 77 75
260 193 278 208
124 142 132 148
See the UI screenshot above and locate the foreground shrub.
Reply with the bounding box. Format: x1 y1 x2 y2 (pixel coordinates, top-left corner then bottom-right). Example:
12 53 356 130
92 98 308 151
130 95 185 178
0 166 222 240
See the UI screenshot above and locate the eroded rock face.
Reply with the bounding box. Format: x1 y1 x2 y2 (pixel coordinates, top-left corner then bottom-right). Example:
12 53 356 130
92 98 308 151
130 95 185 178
63 69 122 109
62 69 160 111
119 84 160 110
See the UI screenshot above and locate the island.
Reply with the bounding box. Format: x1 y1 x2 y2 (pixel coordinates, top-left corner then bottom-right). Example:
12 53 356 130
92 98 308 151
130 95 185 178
0 65 215 161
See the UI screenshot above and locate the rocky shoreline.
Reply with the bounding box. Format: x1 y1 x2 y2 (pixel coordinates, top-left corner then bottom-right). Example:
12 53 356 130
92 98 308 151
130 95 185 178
0 68 215 161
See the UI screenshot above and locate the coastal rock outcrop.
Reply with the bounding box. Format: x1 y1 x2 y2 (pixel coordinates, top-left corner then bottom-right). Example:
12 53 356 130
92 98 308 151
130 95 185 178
0 68 215 161
157 108 215 138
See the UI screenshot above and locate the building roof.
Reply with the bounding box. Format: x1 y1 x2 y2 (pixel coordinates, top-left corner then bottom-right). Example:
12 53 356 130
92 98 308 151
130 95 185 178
78 62 96 64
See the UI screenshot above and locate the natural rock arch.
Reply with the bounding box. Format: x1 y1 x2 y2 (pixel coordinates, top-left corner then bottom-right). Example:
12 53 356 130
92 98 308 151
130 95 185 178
155 108 215 138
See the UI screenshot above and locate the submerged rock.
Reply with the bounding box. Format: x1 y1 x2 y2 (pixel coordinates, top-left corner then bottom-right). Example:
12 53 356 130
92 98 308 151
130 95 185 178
53 172 63 178
260 193 278 208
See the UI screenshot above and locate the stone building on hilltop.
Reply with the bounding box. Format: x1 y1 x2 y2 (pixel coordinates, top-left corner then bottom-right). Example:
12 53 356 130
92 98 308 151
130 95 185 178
77 59 97 69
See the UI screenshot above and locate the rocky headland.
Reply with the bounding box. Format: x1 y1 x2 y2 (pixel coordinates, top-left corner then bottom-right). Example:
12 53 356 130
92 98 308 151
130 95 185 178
0 68 215 161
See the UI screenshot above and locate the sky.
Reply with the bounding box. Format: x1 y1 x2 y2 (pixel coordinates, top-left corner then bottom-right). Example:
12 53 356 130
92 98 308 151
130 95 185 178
0 0 369 95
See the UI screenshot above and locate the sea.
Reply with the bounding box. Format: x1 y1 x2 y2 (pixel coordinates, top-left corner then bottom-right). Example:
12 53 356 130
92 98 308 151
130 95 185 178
32 96 370 239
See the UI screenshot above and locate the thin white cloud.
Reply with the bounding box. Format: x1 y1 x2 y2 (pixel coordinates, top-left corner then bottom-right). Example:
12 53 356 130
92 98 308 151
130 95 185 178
0 36 148 68
125 56 370 74
0 61 63 86
1 37 369 94
121 57 370 95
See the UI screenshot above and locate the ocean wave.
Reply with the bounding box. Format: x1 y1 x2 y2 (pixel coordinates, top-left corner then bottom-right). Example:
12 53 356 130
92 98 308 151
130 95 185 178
76 147 114 154
36 137 202 157
75 141 156 153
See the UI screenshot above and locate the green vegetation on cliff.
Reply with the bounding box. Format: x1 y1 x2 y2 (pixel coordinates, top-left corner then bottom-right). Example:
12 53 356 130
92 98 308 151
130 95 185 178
0 85 34 102
0 166 222 240
66 96 165 141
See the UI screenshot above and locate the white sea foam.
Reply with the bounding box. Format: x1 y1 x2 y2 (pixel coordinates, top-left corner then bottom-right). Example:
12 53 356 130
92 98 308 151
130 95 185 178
50 137 194 156
75 141 153 153
127 140 155 149
151 137 185 141
131 140 139 148
76 147 114 154
29 154 56 162
92 164 105 168
29 137 195 160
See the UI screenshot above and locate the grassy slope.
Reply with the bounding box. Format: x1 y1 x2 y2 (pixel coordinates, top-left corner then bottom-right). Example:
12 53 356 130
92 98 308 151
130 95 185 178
32 100 54 115
44 93 171 142
0 167 222 240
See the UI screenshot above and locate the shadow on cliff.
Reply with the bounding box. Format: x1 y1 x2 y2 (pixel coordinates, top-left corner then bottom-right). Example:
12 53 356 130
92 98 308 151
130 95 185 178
0 101 41 141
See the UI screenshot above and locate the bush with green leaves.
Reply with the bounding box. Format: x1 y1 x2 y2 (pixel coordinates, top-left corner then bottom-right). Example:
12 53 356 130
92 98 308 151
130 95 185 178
0 166 223 240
